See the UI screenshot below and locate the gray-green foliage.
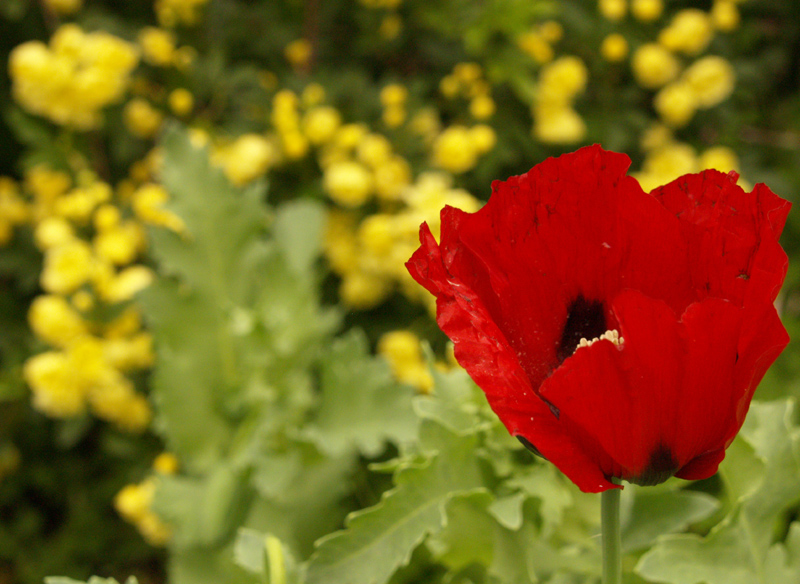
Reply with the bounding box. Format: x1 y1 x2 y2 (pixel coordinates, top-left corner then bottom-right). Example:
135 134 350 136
134 128 799 584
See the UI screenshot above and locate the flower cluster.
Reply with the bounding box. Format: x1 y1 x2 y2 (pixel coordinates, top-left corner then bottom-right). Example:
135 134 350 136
9 24 139 129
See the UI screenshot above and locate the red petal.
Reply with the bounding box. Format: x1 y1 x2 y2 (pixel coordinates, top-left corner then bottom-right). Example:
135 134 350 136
539 290 745 485
407 222 617 492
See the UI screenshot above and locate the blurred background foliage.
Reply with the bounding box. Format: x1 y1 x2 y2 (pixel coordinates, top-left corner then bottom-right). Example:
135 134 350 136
0 1 799 584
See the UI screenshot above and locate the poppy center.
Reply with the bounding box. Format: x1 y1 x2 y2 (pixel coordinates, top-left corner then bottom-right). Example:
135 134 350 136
557 295 606 363
628 444 679 486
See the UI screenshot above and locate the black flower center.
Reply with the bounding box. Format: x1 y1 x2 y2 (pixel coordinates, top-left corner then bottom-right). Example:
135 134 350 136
557 295 607 363
628 444 679 486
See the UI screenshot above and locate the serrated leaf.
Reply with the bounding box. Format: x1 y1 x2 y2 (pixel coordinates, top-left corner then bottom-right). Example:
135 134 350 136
507 464 573 538
764 523 800 583
412 366 483 434
306 329 418 457
305 420 485 584
636 400 800 584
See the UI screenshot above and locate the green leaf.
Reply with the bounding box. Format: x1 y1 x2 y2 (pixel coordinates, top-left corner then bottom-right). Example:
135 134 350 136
621 486 719 552
234 529 301 584
273 199 325 276
506 464 573 538
304 420 485 584
412 365 483 435
636 400 800 584
45 578 138 584
306 329 418 457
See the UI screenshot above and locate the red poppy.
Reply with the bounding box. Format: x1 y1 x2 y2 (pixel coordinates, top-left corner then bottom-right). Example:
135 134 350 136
406 145 790 492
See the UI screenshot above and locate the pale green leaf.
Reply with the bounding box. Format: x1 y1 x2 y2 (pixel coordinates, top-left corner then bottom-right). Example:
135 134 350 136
273 199 325 276
306 329 418 457
304 420 485 584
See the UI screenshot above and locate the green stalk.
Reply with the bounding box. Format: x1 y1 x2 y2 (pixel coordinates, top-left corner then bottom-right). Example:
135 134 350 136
601 484 622 584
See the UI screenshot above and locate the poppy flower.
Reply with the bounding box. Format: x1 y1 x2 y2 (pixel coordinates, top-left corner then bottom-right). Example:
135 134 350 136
406 145 790 493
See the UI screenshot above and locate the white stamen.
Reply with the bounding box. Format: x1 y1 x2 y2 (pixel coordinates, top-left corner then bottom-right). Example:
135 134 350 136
576 329 624 352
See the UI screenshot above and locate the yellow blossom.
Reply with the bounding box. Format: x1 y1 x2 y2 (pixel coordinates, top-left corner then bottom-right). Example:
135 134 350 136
659 9 714 56
172 46 197 71
654 82 698 127
155 0 210 27
340 271 391 309
711 0 740 32
103 333 155 371
41 239 94 294
631 43 680 89
334 123 369 150
432 125 479 174
533 103 586 144
43 0 83 15
358 214 395 257
302 106 342 145
168 88 194 116
153 452 180 475
216 134 276 185
601 34 629 62
301 83 326 107
24 351 87 417
131 183 185 232
380 84 408 107
683 55 736 108
382 105 406 128
453 62 482 85
517 31 554 64
100 266 155 303
124 98 164 139
9 25 139 129
379 14 403 40
469 124 497 154
323 161 374 207
55 182 112 223
89 378 151 432
631 0 663 22
285 39 312 69
635 141 698 191
538 56 588 101
138 27 176 67
378 330 433 393
700 146 740 173
357 134 393 168
35 217 75 250
599 0 627 21
94 221 145 265
29 295 87 348
439 75 460 99
470 94 496 120
539 21 564 43
374 156 412 200
640 123 673 151
324 211 360 273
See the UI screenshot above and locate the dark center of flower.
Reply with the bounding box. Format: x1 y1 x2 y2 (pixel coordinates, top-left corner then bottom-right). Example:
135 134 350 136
628 444 679 487
557 295 607 363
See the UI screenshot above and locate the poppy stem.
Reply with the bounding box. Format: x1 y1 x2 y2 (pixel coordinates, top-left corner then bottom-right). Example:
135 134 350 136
601 481 622 584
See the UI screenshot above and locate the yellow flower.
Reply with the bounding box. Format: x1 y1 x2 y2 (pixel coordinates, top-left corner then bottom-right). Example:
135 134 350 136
654 82 698 127
340 271 391 309
635 141 698 191
711 0 740 32
469 94 496 120
29 295 87 348
539 21 564 43
379 14 403 40
153 452 180 475
683 55 736 108
138 27 176 67
439 75 460 99
34 217 75 250
216 134 276 186
469 124 497 154
324 161 374 207
324 211 360 273
155 0 210 27
700 146 739 173
115 482 152 522
100 266 155 303
43 0 83 15
302 83 326 107
41 239 94 294
131 183 185 232
517 31 554 64
533 103 586 144
378 330 433 393
538 56 588 101
659 9 714 56
94 221 145 265
598 0 627 21
357 134 393 168
631 43 680 89
302 106 342 145
374 156 412 200
103 332 155 371
631 0 663 22
9 25 139 129
89 378 151 432
124 98 164 139
432 126 479 174
453 62 482 85
285 39 312 69
601 34 629 62
168 88 194 116
380 84 408 107
382 105 406 128
24 351 87 417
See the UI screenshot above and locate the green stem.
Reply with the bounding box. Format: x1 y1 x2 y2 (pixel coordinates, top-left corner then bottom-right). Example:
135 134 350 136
601 484 622 584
